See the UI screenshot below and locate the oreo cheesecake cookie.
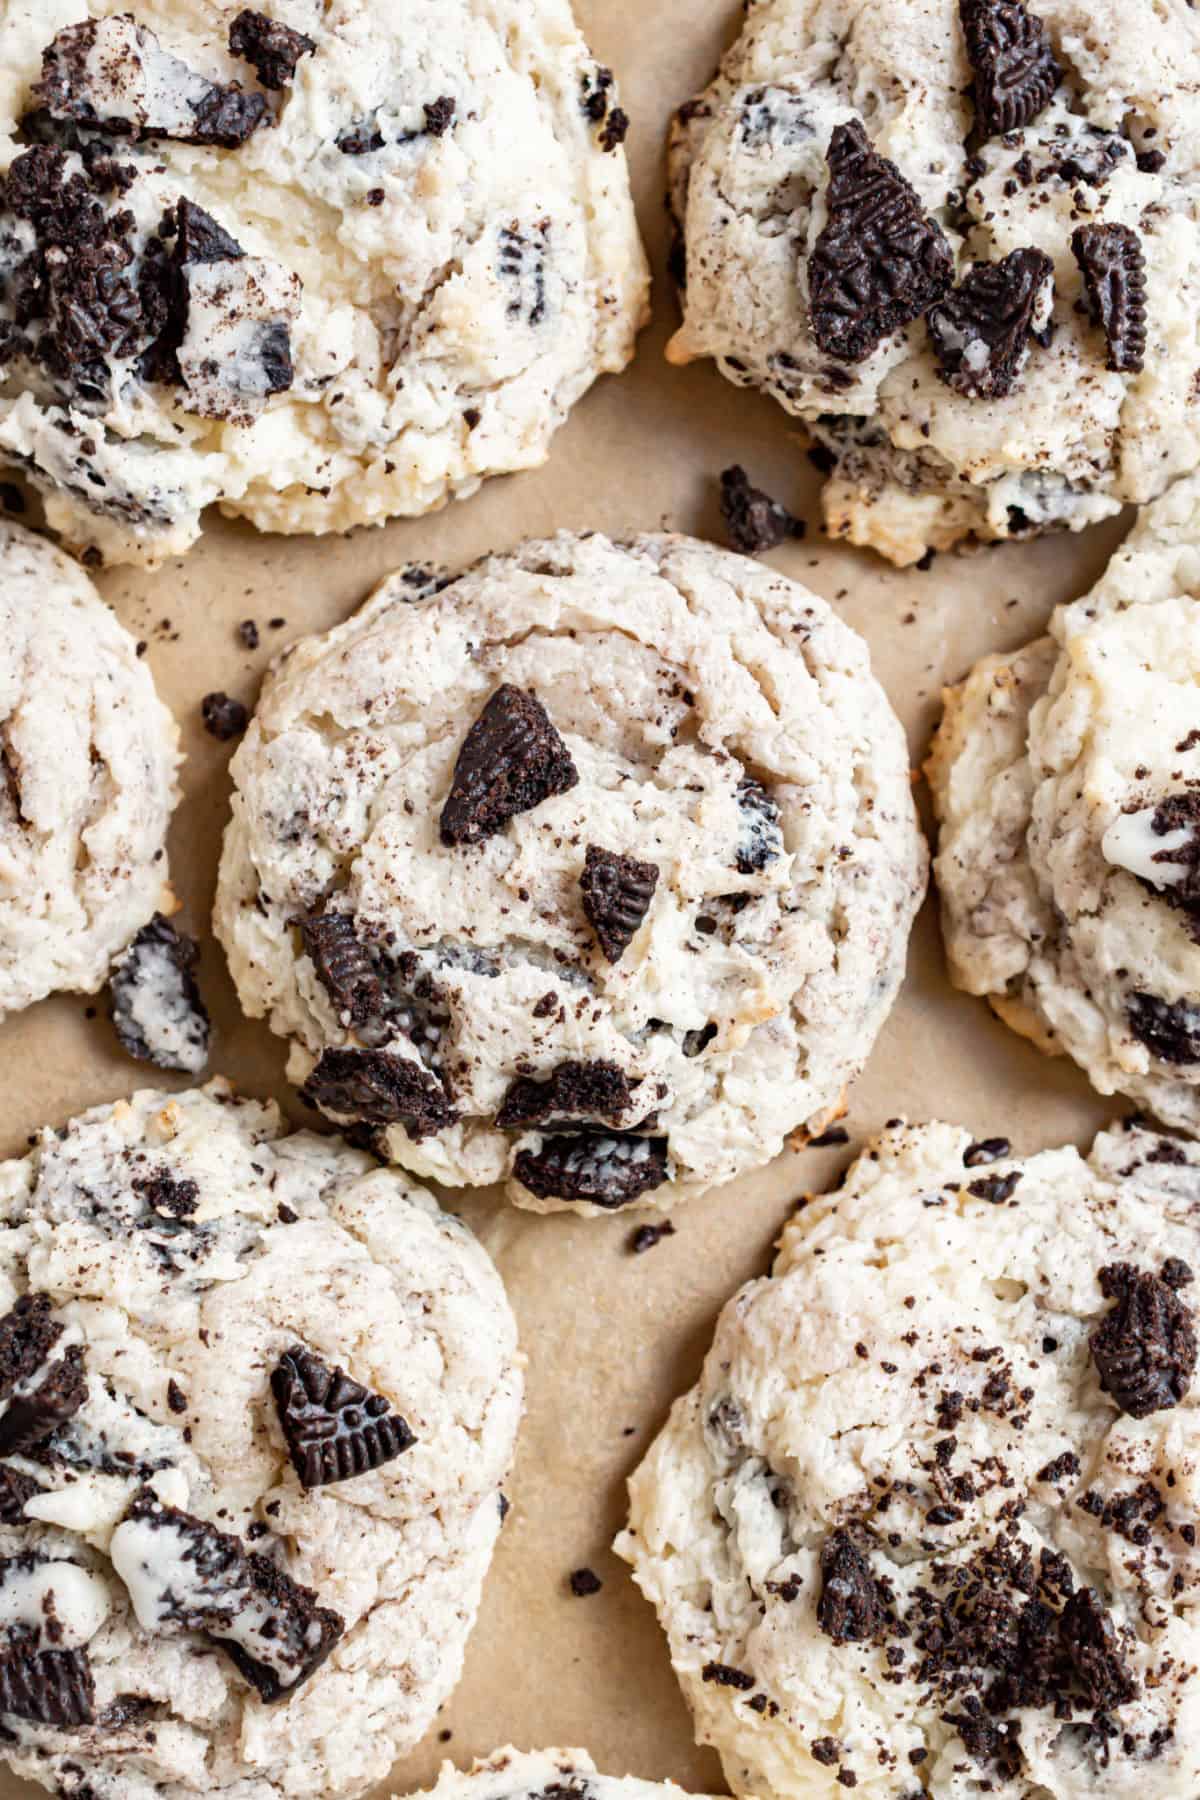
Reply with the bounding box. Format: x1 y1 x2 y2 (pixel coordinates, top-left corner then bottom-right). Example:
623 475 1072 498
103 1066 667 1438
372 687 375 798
667 0 1200 565
213 531 926 1215
928 469 1200 1132
0 3 648 567
0 518 180 1021
403 1749 711 1800
618 1117 1200 1797
0 1081 522 1798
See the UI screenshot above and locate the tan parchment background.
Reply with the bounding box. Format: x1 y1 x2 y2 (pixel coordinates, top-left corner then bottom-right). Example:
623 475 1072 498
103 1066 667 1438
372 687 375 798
0 2 1138 1795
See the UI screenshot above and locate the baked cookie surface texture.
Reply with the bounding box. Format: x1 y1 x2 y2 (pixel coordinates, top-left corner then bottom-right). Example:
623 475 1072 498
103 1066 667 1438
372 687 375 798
398 1747 711 1800
214 531 927 1215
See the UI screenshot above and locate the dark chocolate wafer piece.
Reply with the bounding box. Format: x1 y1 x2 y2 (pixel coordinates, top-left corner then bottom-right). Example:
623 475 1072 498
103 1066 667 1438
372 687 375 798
440 686 578 847
272 1346 415 1489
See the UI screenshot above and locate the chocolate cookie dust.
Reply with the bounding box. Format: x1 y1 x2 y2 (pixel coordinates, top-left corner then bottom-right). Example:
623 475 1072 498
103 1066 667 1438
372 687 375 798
579 846 660 963
568 1567 603 1597
1072 224 1148 375
271 1346 416 1489
108 914 211 1074
301 1047 457 1141
959 0 1062 142
496 1061 637 1130
807 119 953 364
513 1129 669 1209
1090 1260 1197 1418
928 248 1055 399
718 466 805 556
228 9 316 90
201 692 249 741
0 1642 95 1728
0 1294 87 1457
439 684 579 847
629 1220 677 1254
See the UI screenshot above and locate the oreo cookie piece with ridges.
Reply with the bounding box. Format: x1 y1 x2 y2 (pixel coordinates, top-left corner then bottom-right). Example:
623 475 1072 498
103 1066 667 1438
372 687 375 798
440 686 579 846
1072 223 1148 374
928 248 1055 399
300 1047 456 1138
807 120 953 364
1089 1260 1197 1418
580 846 659 963
960 0 1062 141
272 1346 416 1488
0 1645 94 1727
0 1294 87 1456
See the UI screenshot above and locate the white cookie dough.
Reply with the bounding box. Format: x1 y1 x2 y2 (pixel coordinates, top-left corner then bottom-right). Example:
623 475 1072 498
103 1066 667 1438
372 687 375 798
0 1080 522 1799
0 1 649 567
667 0 1200 565
401 1748 711 1800
928 469 1200 1131
618 1117 1200 1798
213 531 926 1215
0 517 179 1018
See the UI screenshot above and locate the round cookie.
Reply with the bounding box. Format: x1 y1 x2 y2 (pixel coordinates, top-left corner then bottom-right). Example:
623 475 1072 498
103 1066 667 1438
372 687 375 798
0 518 179 1019
617 1117 1200 1798
401 1748 710 1800
667 0 1200 566
0 1080 522 1800
0 2 648 568
214 531 926 1215
927 469 1200 1132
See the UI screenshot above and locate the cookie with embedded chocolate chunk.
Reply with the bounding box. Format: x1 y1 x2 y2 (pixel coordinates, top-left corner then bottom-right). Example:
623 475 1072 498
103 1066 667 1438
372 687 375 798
394 1749 712 1800
618 1117 1200 1800
0 1081 521 1800
215 531 925 1215
0 0 647 566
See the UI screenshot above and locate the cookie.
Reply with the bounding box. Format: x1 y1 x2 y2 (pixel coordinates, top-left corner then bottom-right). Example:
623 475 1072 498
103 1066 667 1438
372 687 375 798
0 1081 521 1799
666 0 1200 566
213 531 926 1215
927 470 1200 1131
617 1117 1200 1797
0 519 178 1020
0 3 648 568
401 1748 710 1800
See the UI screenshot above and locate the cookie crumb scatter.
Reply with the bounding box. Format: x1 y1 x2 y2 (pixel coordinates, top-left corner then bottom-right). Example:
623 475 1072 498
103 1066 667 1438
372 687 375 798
201 692 249 740
629 1221 677 1254
568 1567 603 1596
718 465 804 554
237 618 260 650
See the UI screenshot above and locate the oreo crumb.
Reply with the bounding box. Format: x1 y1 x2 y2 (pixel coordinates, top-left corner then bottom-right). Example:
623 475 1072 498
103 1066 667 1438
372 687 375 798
272 1345 416 1488
580 845 659 963
629 1221 676 1254
960 0 1061 140
1090 1261 1197 1418
513 1130 669 1209
440 685 578 846
719 465 804 555
201 692 249 741
228 10 316 89
568 1567 602 1597
108 915 210 1074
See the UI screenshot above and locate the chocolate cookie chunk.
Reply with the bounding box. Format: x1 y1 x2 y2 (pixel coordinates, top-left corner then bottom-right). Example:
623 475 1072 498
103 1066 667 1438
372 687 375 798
272 1346 416 1488
0 1644 94 1727
423 97 458 137
1126 990 1200 1064
0 1295 87 1456
0 1465 40 1525
735 779 784 874
513 1130 669 1208
1059 1586 1136 1711
228 10 316 89
928 248 1055 399
298 912 385 1028
808 120 953 364
300 1047 456 1139
440 685 578 846
959 0 1061 141
108 915 211 1075
1072 223 1148 374
817 1530 881 1645
1090 1260 1197 1418
201 692 249 740
497 1060 637 1129
580 846 659 963
719 466 804 555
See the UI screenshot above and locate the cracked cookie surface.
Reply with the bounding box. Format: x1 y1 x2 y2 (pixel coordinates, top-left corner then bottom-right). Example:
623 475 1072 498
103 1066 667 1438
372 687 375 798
667 0 1200 565
0 1080 521 1798
618 1117 1200 1798
403 1748 712 1800
214 531 926 1215
0 1 648 567
928 470 1200 1132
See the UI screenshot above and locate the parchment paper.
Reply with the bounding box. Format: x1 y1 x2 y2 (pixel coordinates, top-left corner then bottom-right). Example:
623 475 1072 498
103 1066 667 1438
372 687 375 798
0 2 1136 1794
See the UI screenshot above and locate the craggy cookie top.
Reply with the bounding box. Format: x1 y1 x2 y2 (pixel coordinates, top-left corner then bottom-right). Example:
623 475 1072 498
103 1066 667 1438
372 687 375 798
214 532 926 1215
618 1118 1200 1798
0 1081 521 1799
668 0 1200 565
404 1748 712 1800
0 517 178 1018
0 1 648 566
928 469 1200 1132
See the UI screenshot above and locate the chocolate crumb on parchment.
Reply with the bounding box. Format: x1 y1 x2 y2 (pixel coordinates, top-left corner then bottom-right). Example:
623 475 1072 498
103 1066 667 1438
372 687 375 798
928 248 1055 400
297 911 385 1028
580 845 659 963
0 1294 87 1457
513 1130 669 1209
497 1060 637 1130
959 0 1062 141
719 466 805 555
808 119 953 365
1090 1260 1197 1418
108 914 211 1075
272 1346 416 1489
568 1567 603 1596
629 1220 676 1254
0 1642 94 1727
440 685 578 847
201 692 249 741
300 1046 456 1140
228 10 316 89
237 618 260 650
1072 223 1147 374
